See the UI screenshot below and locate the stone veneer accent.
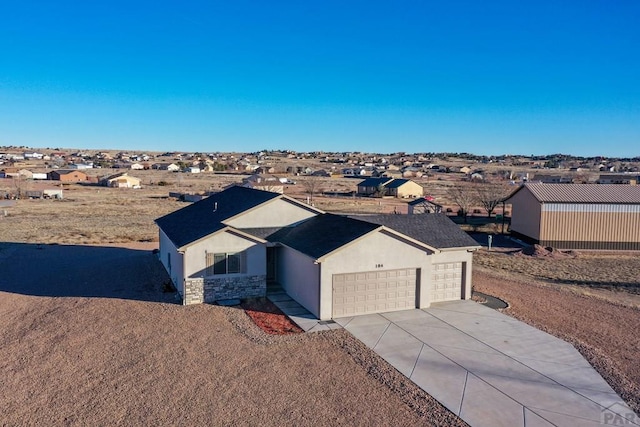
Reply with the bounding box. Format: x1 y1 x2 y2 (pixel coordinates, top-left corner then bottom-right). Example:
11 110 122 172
183 275 267 305
184 278 204 305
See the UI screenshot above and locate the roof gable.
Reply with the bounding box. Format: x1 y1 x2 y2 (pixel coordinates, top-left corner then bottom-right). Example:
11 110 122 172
223 196 321 228
358 177 393 187
155 186 281 248
384 179 411 189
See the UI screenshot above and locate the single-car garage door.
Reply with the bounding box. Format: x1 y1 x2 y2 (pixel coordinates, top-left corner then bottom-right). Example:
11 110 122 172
332 269 417 318
431 262 463 302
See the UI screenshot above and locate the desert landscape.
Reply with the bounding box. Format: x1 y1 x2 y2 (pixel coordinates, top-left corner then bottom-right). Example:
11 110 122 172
1 166 639 424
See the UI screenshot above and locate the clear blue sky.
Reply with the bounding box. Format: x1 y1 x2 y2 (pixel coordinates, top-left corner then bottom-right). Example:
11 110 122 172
1 1 639 157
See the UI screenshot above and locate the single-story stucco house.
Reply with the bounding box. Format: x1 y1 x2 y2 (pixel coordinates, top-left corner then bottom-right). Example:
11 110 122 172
48 170 89 182
156 186 480 320
100 172 142 188
357 177 424 198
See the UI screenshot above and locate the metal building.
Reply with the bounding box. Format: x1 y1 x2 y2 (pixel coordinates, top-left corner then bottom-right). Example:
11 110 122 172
506 183 640 250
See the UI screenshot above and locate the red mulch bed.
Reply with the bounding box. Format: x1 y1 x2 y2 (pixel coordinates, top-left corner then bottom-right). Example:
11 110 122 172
240 298 304 335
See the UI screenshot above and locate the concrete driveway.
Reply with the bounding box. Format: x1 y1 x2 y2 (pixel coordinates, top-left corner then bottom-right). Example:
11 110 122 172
336 301 638 427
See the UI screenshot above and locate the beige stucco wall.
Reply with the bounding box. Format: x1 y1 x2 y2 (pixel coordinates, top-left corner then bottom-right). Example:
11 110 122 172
396 181 424 198
159 229 184 297
225 198 317 228
109 177 141 187
318 230 432 320
277 246 321 318
183 230 265 279
508 187 542 240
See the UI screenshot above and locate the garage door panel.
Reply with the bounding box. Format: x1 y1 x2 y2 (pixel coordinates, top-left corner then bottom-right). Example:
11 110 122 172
332 268 417 318
431 262 463 303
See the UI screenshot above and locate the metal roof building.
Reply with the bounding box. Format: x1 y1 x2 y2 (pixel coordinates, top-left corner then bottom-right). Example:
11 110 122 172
506 183 640 250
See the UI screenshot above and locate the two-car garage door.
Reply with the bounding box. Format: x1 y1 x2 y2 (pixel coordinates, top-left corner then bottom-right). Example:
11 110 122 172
332 263 464 318
332 269 417 318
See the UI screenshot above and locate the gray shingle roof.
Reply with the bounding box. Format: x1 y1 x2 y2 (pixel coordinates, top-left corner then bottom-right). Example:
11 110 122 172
357 177 393 188
512 183 640 204
384 179 411 189
237 227 285 240
351 214 480 249
266 214 380 259
156 186 479 257
407 197 441 207
155 186 281 248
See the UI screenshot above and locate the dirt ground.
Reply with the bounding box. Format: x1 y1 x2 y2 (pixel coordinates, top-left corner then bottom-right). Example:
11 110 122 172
0 242 466 426
0 171 503 243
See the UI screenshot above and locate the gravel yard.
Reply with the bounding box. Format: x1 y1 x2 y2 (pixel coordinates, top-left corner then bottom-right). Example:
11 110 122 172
0 242 465 426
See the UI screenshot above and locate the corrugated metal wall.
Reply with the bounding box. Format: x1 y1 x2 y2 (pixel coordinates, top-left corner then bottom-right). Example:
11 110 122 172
539 203 640 249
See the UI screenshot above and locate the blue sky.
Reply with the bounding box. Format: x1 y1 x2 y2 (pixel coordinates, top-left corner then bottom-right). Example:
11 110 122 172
1 1 639 157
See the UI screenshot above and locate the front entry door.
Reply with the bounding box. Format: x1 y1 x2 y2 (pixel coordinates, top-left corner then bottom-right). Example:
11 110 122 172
266 247 276 282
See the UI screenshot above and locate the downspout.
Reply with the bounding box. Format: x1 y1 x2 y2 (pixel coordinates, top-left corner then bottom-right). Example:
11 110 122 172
317 262 322 320
180 249 187 305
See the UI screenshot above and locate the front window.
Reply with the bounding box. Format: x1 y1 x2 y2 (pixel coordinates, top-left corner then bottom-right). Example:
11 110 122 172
207 252 245 276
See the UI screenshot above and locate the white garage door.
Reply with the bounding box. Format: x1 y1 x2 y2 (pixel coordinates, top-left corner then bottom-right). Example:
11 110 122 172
332 269 417 318
431 262 463 302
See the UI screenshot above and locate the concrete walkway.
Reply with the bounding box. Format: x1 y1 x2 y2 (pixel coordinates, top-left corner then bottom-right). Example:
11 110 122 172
336 301 638 427
266 284 342 332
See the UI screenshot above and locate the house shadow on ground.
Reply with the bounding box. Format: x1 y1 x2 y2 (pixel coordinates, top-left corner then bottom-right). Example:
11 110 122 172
0 242 177 304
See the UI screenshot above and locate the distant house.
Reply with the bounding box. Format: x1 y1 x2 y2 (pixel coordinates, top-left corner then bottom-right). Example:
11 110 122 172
17 169 35 179
310 169 330 177
401 170 424 179
186 166 201 174
407 197 443 214
152 163 180 172
385 179 424 198
254 166 275 174
48 170 89 182
597 174 638 185
531 175 573 184
100 172 142 188
155 186 479 318
506 183 640 250
357 177 394 196
286 165 305 174
342 167 367 176
0 168 19 178
381 170 403 179
130 163 145 170
242 174 284 193
69 163 94 170
357 177 423 198
25 189 64 199
469 172 484 182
